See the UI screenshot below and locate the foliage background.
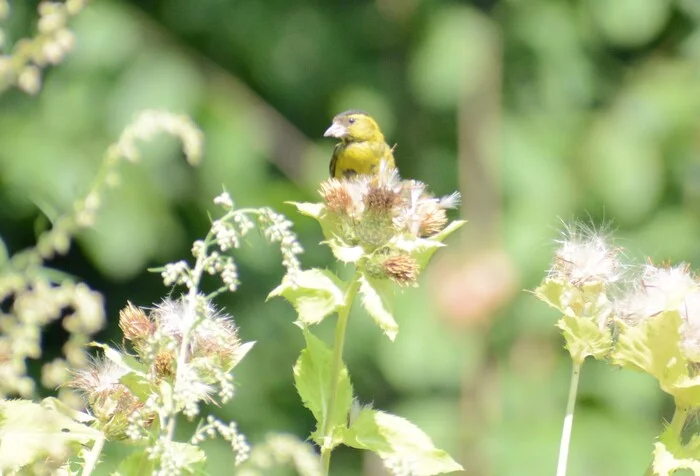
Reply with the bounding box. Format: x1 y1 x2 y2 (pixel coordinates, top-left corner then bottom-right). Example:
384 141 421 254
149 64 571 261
1 0 699 474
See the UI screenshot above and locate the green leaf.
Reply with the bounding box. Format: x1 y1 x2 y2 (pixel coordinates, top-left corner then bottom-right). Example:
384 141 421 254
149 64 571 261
287 201 325 220
113 450 155 476
326 240 365 264
653 418 700 476
395 220 466 271
557 314 612 365
344 407 464 475
0 399 102 471
269 269 347 326
533 278 567 312
293 329 353 448
430 219 467 244
612 311 700 406
359 273 398 341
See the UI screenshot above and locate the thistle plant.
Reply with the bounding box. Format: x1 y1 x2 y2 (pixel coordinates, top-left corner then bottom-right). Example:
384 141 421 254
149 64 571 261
67 189 304 475
270 161 465 475
535 223 700 476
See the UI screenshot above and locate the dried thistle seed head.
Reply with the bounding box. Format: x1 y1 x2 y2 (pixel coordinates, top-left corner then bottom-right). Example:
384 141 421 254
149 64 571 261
320 178 355 215
549 224 622 286
68 357 146 439
383 254 419 286
363 182 401 216
365 250 419 286
153 351 175 379
119 302 154 342
641 262 697 312
417 201 448 237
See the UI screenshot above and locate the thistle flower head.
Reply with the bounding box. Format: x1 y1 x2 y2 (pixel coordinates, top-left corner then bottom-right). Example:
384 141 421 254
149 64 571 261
549 223 622 287
616 263 699 324
68 357 144 439
318 164 460 250
119 301 155 343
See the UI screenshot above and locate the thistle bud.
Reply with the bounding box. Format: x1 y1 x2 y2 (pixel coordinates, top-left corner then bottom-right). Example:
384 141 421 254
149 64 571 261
119 302 154 343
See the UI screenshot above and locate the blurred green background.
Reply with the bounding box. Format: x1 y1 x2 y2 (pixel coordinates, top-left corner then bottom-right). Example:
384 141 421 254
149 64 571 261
2 0 700 474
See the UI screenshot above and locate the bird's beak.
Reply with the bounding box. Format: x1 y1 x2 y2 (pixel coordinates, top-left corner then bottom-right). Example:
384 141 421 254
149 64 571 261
324 122 346 138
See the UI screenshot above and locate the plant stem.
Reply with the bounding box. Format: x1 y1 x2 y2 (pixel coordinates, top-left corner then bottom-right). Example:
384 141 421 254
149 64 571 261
82 432 105 476
321 271 362 474
642 405 690 475
556 361 581 476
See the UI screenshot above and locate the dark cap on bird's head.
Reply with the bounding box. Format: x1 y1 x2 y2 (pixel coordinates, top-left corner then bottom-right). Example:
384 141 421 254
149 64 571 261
323 110 381 142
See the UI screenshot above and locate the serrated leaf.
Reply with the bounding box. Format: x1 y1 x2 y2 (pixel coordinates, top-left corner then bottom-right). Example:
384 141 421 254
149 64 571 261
431 219 466 243
269 269 346 326
611 311 700 406
326 240 365 264
89 342 147 374
533 278 567 312
653 419 700 476
344 408 463 475
359 273 398 341
557 315 612 364
0 399 102 471
293 330 353 448
287 201 325 219
231 340 256 367
395 220 465 271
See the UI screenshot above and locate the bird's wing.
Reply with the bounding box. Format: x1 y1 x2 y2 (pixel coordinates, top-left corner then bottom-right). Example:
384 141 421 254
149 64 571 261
329 143 342 178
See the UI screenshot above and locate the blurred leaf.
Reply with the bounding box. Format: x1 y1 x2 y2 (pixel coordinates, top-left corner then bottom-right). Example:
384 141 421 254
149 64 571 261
586 0 671 48
0 399 101 471
114 449 156 476
410 5 495 110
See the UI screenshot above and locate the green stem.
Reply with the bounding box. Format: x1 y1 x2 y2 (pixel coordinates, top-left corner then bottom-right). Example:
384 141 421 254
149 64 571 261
556 361 581 476
642 405 690 476
321 271 362 475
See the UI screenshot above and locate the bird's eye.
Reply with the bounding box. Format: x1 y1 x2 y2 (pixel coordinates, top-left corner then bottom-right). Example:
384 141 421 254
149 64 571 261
348 117 355 124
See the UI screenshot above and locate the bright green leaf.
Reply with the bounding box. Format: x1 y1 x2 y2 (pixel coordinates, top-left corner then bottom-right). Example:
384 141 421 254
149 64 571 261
113 450 155 476
0 399 102 472
359 273 398 341
326 240 365 264
653 418 700 476
557 314 612 365
344 407 464 475
612 311 700 406
293 330 353 448
287 201 325 220
269 269 347 326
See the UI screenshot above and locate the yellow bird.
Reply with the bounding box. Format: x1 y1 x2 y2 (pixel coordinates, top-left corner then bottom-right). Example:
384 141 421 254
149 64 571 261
324 110 396 179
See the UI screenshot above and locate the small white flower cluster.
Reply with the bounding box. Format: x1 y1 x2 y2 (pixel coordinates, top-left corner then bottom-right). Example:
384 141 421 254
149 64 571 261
238 434 322 476
256 207 304 277
162 192 303 295
113 110 204 166
190 415 250 466
0 278 105 398
0 0 87 94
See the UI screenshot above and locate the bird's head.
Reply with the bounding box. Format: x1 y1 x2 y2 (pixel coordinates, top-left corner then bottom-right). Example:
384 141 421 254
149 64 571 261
324 110 384 143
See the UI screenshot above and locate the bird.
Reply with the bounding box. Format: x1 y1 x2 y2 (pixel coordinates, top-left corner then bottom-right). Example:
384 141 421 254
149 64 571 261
324 110 396 179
